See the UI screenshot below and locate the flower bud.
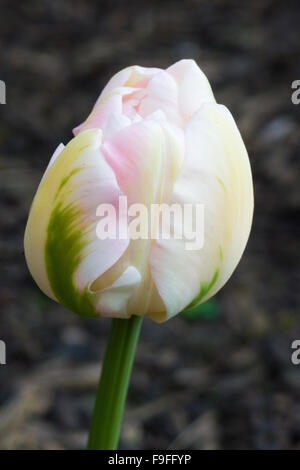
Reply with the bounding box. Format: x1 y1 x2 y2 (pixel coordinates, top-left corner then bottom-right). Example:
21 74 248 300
24 60 253 322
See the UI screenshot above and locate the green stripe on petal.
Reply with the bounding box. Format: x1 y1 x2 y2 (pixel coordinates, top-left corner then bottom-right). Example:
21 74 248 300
184 268 219 311
24 129 103 301
45 201 98 317
55 167 82 198
25 128 132 318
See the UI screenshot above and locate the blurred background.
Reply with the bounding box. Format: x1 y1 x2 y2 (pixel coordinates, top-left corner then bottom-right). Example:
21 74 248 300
0 0 300 450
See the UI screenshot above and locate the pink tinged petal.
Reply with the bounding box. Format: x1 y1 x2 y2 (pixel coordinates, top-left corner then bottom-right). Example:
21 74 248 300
150 102 253 319
167 59 215 119
121 88 146 119
72 123 83 136
138 71 183 127
103 117 183 212
102 118 184 218
96 65 160 106
100 119 165 315
122 97 140 119
73 88 140 135
102 112 131 140
102 119 185 318
73 66 162 136
95 266 141 318
102 120 166 207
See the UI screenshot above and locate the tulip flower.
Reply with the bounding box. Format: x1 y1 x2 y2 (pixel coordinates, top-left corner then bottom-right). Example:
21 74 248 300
24 59 253 449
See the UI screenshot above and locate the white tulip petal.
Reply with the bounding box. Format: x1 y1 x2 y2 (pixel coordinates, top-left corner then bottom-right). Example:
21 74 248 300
150 102 253 319
167 59 215 119
96 266 142 318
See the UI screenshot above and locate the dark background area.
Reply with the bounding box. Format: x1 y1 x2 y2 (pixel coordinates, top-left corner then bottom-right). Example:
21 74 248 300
0 0 300 449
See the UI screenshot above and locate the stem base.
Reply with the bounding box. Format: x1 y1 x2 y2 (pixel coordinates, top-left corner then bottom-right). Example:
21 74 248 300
87 315 143 450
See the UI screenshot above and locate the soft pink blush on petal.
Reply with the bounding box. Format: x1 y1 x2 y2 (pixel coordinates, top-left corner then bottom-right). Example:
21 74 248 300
102 120 165 207
138 71 183 127
101 112 131 140
73 88 141 136
73 66 161 136
99 65 160 100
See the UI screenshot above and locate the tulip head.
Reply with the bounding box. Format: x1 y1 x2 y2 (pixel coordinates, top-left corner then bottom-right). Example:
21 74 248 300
24 60 253 322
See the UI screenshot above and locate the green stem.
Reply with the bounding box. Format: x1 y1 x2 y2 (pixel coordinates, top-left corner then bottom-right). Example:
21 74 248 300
87 315 143 450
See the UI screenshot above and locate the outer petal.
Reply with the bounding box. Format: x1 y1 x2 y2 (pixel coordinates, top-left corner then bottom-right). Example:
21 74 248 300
150 103 253 319
24 129 132 317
